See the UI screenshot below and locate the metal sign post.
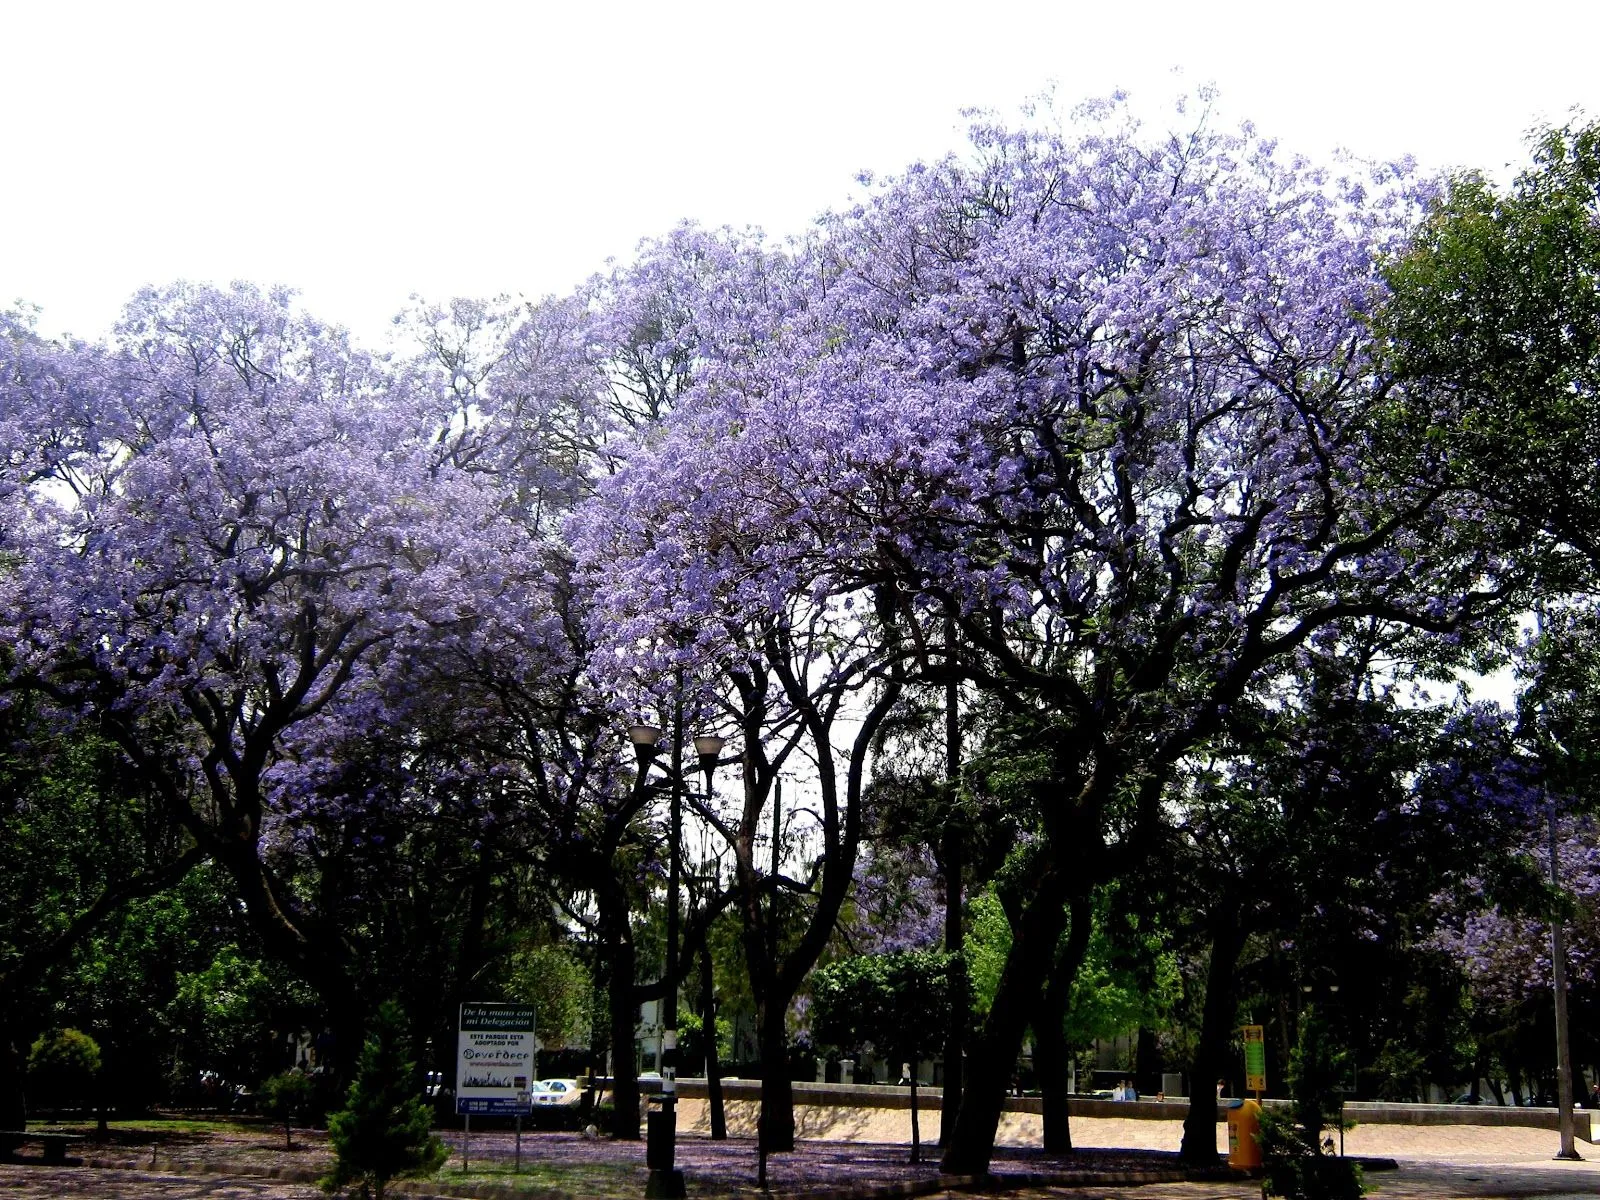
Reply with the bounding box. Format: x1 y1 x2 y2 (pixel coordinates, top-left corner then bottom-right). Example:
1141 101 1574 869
514 1089 530 1173
1242 1025 1267 1099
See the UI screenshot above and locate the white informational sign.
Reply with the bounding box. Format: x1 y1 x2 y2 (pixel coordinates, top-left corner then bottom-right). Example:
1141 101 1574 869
456 1003 537 1116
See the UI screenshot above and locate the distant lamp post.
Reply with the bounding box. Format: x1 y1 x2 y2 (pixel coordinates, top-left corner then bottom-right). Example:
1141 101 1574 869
634 718 724 1199
1300 978 1349 1157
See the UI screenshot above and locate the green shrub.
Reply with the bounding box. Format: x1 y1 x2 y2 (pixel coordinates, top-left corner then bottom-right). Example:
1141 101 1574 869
1259 1106 1363 1200
322 1003 446 1199
26 1028 101 1112
260 1068 317 1149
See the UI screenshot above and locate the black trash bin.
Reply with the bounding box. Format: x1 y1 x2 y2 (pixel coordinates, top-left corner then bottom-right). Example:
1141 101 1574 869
646 1105 676 1170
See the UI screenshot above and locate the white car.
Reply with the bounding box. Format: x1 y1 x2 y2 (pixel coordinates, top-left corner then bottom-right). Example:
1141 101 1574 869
536 1078 584 1106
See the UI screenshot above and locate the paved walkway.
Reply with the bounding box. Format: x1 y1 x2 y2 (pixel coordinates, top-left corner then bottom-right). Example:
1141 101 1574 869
0 1168 324 1198
675 1098 1598 1161
983 1159 1600 1200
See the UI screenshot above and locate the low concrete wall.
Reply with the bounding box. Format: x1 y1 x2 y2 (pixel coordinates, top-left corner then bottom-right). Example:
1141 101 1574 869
657 1079 940 1111
652 1079 1592 1140
1340 1100 1590 1139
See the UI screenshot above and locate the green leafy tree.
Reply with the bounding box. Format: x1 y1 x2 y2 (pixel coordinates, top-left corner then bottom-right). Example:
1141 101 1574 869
0 703 198 1124
503 943 590 1049
812 950 952 1162
964 891 1011 1021
1063 896 1182 1052
323 1002 446 1200
168 945 312 1091
1381 117 1600 572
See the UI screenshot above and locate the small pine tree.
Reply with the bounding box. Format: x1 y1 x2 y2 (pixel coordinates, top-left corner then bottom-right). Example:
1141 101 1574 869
260 1068 317 1150
322 1003 446 1200
1260 1009 1363 1200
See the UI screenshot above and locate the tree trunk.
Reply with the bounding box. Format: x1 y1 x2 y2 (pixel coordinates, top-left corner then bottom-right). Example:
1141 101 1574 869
1135 1026 1162 1097
1034 994 1071 1154
1036 894 1092 1154
940 868 1072 1176
0 1029 26 1131
456 846 495 1008
938 826 966 1147
1180 901 1247 1164
909 1072 921 1163
939 620 964 1147
607 940 642 1139
210 837 365 1078
756 999 794 1153
700 937 726 1139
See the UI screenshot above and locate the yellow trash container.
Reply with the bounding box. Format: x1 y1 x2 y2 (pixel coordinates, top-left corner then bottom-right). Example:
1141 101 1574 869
1226 1098 1263 1169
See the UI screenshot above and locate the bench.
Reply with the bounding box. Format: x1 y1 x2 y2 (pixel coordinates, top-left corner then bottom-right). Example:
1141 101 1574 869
0 1130 85 1164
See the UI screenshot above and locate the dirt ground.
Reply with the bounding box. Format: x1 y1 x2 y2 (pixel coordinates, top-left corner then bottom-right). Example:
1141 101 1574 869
2 1107 1598 1199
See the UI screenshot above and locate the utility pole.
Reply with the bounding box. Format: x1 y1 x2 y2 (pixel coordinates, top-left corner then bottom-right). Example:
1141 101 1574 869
1549 801 1582 1160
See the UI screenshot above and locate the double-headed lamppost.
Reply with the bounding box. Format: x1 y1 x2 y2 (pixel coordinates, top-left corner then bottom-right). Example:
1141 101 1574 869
631 722 724 1200
1300 980 1346 1157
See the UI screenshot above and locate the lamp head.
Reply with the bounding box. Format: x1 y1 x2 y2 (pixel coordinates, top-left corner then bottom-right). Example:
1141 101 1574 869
629 723 663 766
694 733 726 778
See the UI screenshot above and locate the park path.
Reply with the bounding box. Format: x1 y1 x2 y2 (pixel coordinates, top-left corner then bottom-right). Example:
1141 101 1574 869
4 1107 1600 1199
0 1166 324 1198
676 1097 1600 1162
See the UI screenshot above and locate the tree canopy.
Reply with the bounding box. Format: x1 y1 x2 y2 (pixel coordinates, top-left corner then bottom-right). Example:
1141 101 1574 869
1 99 1596 1173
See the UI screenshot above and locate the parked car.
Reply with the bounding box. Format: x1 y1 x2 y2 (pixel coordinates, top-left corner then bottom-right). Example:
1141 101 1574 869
536 1078 584 1107
1451 1093 1483 1105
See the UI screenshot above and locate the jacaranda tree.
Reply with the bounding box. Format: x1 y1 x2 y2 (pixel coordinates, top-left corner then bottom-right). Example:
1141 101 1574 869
0 283 573 1048
568 97 1529 1171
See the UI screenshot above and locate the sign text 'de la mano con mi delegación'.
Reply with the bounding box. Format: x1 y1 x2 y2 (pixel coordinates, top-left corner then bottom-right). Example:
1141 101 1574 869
456 1003 536 1116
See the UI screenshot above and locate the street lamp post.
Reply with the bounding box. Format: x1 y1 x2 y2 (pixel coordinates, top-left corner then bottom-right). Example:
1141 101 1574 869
631 721 724 1199
1301 981 1347 1157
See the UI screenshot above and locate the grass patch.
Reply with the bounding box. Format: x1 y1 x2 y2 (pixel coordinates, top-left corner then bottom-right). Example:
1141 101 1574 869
435 1158 641 1197
46 1118 278 1141
432 1158 772 1199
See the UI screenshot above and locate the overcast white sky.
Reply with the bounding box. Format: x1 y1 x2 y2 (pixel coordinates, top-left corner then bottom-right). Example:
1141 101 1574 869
4 0 1598 347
